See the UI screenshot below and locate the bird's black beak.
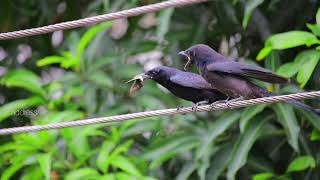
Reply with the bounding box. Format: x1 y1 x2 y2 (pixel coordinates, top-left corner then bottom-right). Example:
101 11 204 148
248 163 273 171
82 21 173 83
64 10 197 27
126 73 151 83
178 51 191 70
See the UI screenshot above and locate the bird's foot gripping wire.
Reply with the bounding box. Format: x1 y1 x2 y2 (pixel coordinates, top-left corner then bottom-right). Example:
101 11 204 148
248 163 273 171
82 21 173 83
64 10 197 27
210 96 244 109
176 105 184 111
192 100 209 112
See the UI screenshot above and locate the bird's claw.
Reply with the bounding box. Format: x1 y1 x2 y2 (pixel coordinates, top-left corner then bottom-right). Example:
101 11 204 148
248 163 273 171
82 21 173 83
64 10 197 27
192 105 198 112
176 105 184 111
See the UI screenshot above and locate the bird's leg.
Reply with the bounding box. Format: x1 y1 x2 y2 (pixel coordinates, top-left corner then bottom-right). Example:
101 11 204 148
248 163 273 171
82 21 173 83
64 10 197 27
176 105 184 111
225 96 244 108
210 96 230 109
192 100 209 112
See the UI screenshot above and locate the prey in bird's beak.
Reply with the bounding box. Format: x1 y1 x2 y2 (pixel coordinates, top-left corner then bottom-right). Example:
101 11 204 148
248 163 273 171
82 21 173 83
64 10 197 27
126 73 151 83
126 73 151 95
178 51 191 70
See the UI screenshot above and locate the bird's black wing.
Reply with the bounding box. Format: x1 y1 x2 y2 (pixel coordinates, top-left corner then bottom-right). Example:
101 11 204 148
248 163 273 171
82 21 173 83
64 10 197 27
206 61 288 83
169 72 213 90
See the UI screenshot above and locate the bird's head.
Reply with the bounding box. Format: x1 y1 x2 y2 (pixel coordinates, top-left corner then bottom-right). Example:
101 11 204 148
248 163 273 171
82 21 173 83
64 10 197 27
127 66 175 83
179 44 219 70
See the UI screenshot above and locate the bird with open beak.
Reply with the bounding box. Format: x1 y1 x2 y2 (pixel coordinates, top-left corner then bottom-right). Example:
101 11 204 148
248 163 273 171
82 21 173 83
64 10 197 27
127 66 227 110
179 44 320 115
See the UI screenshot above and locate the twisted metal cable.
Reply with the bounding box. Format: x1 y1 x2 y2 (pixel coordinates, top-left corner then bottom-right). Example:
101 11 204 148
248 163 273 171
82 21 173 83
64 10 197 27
0 0 208 40
0 91 319 135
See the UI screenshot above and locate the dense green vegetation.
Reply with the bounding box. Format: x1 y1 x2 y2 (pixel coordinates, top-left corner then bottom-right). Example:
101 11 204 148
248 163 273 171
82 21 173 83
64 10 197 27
0 0 320 179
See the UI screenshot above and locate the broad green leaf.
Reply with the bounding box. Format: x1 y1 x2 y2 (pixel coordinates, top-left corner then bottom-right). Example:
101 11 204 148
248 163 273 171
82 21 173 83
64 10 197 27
96 141 115 173
36 56 65 67
266 31 319 49
1 154 28 180
256 47 272 61
196 111 240 158
114 172 137 180
287 156 316 172
252 172 274 180
297 50 320 87
77 21 113 58
240 105 266 132
242 0 264 28
157 8 174 41
227 116 268 180
0 96 45 122
258 31 320 60
310 129 320 141
1 69 46 97
65 168 100 180
37 153 51 180
277 62 299 78
111 155 142 177
307 23 320 37
273 104 300 152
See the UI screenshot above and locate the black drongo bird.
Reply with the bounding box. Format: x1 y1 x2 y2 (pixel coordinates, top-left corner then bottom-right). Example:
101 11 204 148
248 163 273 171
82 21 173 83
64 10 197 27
127 66 227 108
179 44 320 114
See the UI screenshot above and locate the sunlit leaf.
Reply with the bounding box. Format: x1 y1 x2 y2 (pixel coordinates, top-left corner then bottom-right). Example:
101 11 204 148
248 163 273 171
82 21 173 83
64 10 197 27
65 168 100 180
287 156 316 172
252 172 274 180
307 23 320 37
36 56 65 67
37 153 51 180
310 129 320 141
256 47 272 61
316 7 320 25
111 155 142 177
227 116 268 180
1 69 46 97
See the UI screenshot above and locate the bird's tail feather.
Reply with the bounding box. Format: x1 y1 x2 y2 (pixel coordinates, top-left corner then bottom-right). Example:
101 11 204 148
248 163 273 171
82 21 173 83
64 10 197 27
259 89 320 115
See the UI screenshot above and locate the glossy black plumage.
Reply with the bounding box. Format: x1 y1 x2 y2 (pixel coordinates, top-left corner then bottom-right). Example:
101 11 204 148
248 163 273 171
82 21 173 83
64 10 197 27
142 66 227 104
179 44 320 115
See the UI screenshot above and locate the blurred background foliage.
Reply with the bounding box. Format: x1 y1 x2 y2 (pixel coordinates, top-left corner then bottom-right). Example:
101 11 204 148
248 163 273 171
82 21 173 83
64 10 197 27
0 0 320 179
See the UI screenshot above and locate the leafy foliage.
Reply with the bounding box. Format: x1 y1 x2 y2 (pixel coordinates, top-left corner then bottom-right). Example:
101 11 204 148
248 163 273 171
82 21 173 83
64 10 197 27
0 0 320 180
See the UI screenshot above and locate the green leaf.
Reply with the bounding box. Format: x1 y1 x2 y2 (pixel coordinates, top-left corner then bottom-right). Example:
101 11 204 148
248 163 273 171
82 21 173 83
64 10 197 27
77 21 113 58
287 156 316 172
310 129 320 141
296 108 320 130
276 62 299 78
65 168 100 180
1 69 46 97
306 23 320 37
157 8 174 41
273 104 300 152
37 153 51 180
252 172 274 180
240 105 266 132
316 7 320 25
256 47 272 61
266 31 319 49
111 155 142 177
36 56 65 67
196 111 241 158
0 96 45 122
96 141 115 173
296 50 320 88
242 0 264 28
1 154 28 180
227 116 268 180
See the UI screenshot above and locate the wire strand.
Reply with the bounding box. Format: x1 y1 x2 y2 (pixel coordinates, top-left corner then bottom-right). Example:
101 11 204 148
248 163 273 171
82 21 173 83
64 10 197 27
0 0 208 40
0 91 319 135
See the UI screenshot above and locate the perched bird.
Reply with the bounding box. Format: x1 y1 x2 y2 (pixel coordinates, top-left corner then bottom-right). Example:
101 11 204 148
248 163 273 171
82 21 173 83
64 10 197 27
179 44 320 114
127 66 227 109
